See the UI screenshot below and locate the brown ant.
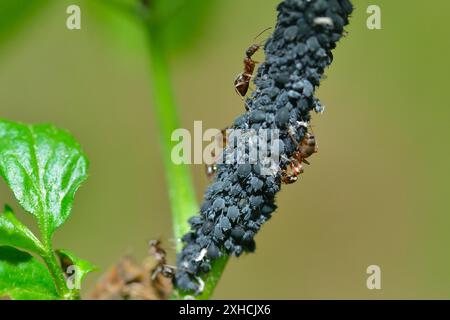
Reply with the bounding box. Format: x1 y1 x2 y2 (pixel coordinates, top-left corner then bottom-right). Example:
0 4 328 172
281 126 318 184
234 27 272 101
149 239 176 280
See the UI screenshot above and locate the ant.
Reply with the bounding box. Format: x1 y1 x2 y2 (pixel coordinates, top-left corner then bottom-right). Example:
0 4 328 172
281 125 318 184
149 239 176 280
234 27 272 102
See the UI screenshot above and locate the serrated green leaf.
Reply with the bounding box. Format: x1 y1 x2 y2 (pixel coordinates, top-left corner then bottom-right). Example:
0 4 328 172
56 249 97 286
0 246 59 300
0 205 44 255
0 119 89 242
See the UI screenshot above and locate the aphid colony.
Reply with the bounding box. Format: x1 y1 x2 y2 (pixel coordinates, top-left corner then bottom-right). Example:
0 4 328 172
174 0 353 294
205 125 317 184
208 26 319 184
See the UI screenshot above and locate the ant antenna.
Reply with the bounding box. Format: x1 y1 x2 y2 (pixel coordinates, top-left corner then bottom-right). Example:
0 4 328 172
253 27 272 42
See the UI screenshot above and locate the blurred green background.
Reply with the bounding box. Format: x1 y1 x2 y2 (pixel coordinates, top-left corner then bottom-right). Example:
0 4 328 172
0 0 449 299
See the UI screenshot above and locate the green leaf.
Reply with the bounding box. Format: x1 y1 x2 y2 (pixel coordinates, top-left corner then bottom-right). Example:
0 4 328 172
0 246 59 300
0 0 49 50
0 205 44 255
0 119 89 242
56 249 97 286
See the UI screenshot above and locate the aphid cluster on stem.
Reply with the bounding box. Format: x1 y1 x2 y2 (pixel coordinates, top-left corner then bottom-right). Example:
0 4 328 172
175 0 353 294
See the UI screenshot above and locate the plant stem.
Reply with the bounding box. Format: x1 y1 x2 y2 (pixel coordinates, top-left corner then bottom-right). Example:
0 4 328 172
39 214 74 299
146 24 229 299
195 256 229 300
42 251 73 299
146 26 198 250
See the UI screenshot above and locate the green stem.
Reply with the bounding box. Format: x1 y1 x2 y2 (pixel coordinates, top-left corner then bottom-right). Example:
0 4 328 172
195 256 229 300
42 250 74 299
146 26 198 250
146 24 229 299
39 215 75 299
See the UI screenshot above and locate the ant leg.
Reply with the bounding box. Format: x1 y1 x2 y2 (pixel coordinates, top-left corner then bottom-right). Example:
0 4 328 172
235 86 245 98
